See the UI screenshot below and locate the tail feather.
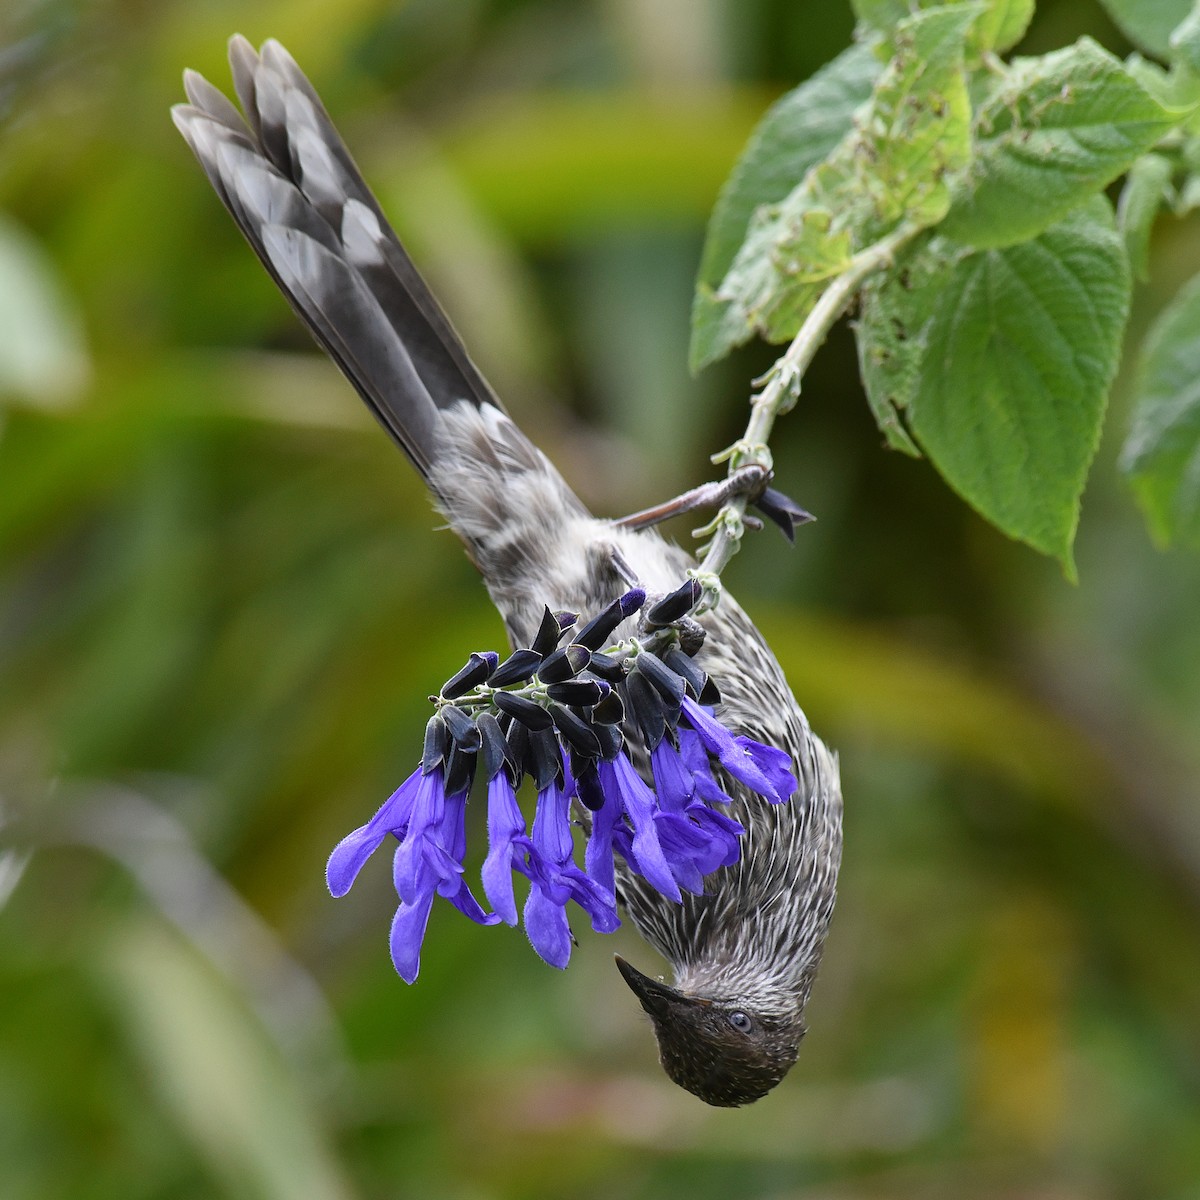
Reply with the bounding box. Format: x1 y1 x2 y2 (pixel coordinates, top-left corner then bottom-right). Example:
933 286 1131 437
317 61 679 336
172 35 502 482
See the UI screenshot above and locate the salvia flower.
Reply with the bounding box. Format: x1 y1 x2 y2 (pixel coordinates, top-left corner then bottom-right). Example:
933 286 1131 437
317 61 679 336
327 583 798 980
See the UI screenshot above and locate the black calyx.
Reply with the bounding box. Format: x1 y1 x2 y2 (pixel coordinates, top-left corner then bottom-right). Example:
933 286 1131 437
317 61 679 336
443 743 476 796
751 486 815 542
625 670 666 750
592 720 623 761
526 727 562 792
422 713 449 773
586 651 629 682
591 689 625 725
644 579 701 627
477 711 517 782
538 643 591 683
545 678 607 707
633 651 686 706
488 648 543 688
441 705 482 752
440 651 499 699
503 718 529 777
663 646 707 700
492 690 554 731
530 606 570 657
575 588 646 651
549 703 601 758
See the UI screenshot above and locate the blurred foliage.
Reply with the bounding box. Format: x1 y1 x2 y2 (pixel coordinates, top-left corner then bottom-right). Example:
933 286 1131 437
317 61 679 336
1 1 1199 1198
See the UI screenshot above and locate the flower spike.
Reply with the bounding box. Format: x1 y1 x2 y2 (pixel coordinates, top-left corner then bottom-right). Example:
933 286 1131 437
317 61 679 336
327 580 799 981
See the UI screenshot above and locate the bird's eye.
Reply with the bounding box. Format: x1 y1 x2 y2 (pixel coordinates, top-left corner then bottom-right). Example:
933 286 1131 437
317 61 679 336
727 1010 753 1034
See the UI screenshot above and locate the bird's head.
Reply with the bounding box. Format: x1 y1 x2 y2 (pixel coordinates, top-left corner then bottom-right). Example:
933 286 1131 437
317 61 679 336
615 955 804 1107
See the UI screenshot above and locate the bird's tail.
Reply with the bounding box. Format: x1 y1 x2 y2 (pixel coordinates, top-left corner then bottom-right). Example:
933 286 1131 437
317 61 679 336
171 35 503 486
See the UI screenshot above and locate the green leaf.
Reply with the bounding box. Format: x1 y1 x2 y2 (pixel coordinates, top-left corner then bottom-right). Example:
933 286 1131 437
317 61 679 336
0 214 90 409
852 0 1030 51
856 250 928 457
858 4 978 228
690 43 880 371
972 0 1035 53
857 198 1131 573
1169 3 1200 72
1123 52 1200 112
1121 272 1200 548
942 39 1183 249
695 42 880 295
1118 152 1173 279
851 0 911 32
694 5 977 369
1097 0 1191 59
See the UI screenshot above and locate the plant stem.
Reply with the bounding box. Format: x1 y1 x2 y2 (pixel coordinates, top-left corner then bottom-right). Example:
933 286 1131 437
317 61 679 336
693 221 921 607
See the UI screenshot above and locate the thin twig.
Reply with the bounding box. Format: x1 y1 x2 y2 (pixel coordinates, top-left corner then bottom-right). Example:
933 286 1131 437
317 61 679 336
692 220 922 610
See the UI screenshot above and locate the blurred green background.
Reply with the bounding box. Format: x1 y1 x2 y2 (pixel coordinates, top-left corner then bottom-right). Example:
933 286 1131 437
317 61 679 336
2 1 1200 1197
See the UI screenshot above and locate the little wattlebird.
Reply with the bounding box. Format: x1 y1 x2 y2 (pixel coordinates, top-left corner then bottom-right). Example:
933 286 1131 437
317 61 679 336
172 36 842 1107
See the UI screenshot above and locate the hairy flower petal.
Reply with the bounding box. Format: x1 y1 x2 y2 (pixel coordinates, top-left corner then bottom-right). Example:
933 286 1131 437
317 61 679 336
678 727 734 805
736 736 797 803
531 778 573 864
482 774 525 925
681 696 794 803
584 785 621 901
650 739 695 812
389 885 437 984
524 886 573 969
393 769 447 904
326 768 421 897
599 754 681 902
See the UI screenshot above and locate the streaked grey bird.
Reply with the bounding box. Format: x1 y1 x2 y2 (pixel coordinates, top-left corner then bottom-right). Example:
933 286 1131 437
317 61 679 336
172 36 842 1107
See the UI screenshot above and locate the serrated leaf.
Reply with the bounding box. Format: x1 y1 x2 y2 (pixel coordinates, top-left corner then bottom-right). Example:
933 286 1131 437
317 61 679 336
865 4 978 226
696 42 881 293
1121 272 1200 548
690 43 879 371
1097 0 1191 60
1118 152 1173 279
942 39 1183 249
854 0 1031 53
856 260 928 456
758 209 856 341
695 5 976 368
857 198 1130 573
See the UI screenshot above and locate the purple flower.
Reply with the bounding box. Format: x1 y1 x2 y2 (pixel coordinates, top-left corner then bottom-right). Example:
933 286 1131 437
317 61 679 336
678 727 736 806
327 592 804 984
680 695 797 804
594 753 681 903
326 768 422 897
326 764 496 983
649 737 745 893
522 774 619 968
736 736 797 803
481 772 528 926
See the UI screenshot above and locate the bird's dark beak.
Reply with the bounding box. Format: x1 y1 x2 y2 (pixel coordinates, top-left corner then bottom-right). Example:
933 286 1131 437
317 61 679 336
615 955 688 1020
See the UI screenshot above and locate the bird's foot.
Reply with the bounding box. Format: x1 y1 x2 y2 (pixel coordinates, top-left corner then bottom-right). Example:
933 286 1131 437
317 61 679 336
615 466 814 544
614 464 773 532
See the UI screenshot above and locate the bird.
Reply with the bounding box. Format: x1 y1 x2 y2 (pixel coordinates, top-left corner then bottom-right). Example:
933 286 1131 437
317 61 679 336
172 35 843 1108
